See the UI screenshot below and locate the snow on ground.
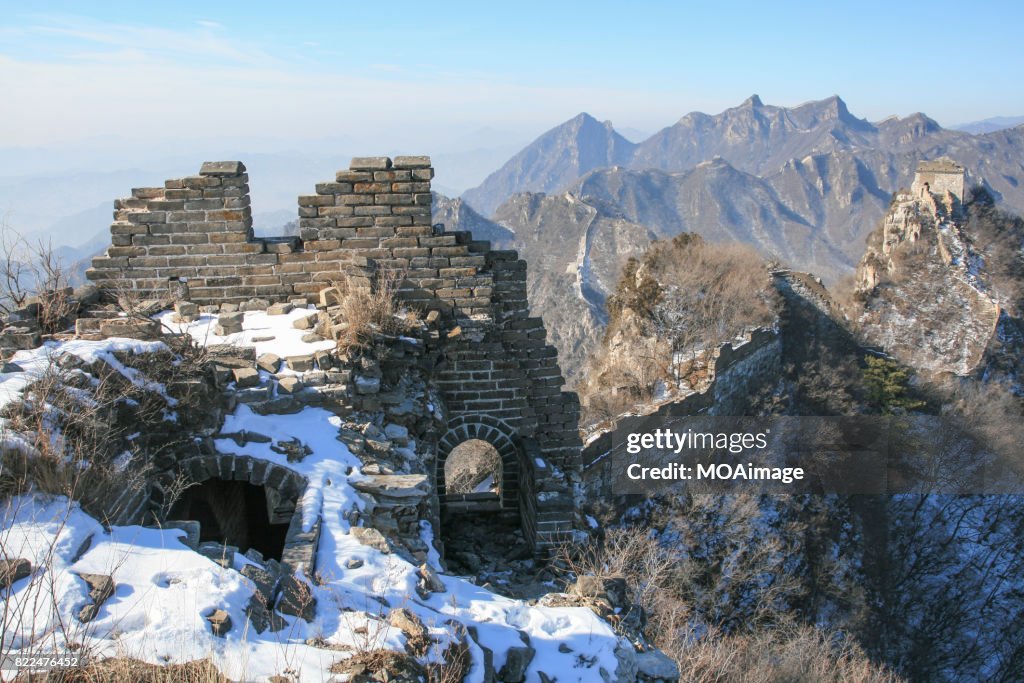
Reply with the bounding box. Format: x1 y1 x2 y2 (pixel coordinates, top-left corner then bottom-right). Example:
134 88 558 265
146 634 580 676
212 402 623 681
2 402 623 681
471 475 495 494
1 313 627 682
0 338 170 413
0 338 175 453
155 308 336 358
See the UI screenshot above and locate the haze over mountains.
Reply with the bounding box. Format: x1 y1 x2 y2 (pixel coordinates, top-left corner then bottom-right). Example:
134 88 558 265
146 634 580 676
953 115 1024 135
7 94 1024 382
464 96 1024 221
448 95 1024 381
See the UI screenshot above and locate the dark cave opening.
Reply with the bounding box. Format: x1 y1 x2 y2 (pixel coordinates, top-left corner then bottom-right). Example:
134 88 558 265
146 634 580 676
169 479 290 561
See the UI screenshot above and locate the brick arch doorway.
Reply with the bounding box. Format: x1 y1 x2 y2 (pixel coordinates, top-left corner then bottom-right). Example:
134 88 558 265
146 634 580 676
437 416 521 518
154 455 318 573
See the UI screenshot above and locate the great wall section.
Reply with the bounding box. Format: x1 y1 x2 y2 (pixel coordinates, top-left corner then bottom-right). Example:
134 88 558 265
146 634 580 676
581 327 783 497
82 156 582 556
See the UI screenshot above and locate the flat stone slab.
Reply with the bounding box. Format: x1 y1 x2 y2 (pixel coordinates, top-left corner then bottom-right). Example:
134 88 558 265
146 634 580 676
389 607 428 640
162 520 200 550
198 542 236 569
286 354 316 372
266 302 293 316
218 312 245 325
205 608 232 636
393 155 431 169
200 161 245 176
303 371 327 387
245 595 286 634
239 298 271 312
352 474 430 499
174 301 199 322
384 424 409 444
240 565 278 604
276 574 316 621
418 563 446 594
257 353 281 373
351 527 391 554
354 375 380 394
349 156 392 171
98 319 158 340
76 573 115 623
277 376 303 394
636 649 680 680
232 367 261 388
319 287 342 307
292 313 318 330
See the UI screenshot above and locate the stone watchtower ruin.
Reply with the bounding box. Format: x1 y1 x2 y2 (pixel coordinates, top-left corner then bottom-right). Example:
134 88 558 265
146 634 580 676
911 156 965 203
86 156 582 552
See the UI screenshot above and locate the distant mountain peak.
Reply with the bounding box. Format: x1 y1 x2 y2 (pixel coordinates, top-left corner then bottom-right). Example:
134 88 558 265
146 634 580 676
822 95 849 117
743 94 764 108
570 112 599 124
461 111 635 215
904 112 940 126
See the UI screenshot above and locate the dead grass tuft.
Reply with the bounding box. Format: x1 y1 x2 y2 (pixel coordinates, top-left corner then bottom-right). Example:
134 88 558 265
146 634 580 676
328 270 420 355
40 657 230 682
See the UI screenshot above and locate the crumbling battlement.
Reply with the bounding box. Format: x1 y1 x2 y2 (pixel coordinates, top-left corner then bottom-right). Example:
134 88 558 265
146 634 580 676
912 156 965 204
86 157 582 551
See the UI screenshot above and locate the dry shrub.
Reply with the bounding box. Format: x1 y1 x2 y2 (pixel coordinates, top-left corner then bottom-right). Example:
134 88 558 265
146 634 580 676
331 270 419 354
44 657 230 682
0 348 202 522
603 234 778 352
674 624 900 683
557 526 900 682
0 223 78 334
557 526 676 619
580 233 779 422
329 649 426 680
443 440 502 494
0 363 145 517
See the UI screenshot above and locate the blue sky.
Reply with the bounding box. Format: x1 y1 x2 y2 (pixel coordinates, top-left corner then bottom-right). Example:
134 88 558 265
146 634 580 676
2 1 1022 152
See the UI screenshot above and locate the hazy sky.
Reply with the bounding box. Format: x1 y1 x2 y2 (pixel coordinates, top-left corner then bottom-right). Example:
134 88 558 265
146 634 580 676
2 0 1023 155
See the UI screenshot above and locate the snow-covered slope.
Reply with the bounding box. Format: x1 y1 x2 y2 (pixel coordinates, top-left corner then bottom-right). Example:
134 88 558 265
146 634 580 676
1 310 669 682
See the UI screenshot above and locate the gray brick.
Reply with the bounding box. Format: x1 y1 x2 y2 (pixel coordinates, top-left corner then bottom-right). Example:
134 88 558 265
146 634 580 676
392 155 431 169
349 156 392 171
199 161 246 176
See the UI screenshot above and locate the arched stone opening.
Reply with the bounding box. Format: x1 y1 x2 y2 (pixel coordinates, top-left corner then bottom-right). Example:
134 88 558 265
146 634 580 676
436 418 535 574
444 439 503 498
437 416 520 516
154 455 316 571
168 479 291 561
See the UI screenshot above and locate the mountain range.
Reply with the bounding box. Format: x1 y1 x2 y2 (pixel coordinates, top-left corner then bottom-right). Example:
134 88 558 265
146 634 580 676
447 95 1024 382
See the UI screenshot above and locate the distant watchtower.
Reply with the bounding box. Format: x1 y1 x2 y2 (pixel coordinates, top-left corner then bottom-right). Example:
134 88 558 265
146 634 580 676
912 156 965 203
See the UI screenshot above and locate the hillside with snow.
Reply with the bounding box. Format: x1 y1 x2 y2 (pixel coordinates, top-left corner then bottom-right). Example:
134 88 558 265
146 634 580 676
0 307 675 682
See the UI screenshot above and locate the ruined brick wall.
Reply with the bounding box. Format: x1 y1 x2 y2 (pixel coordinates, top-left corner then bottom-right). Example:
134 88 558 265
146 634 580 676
580 327 782 492
912 157 965 203
87 156 581 550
